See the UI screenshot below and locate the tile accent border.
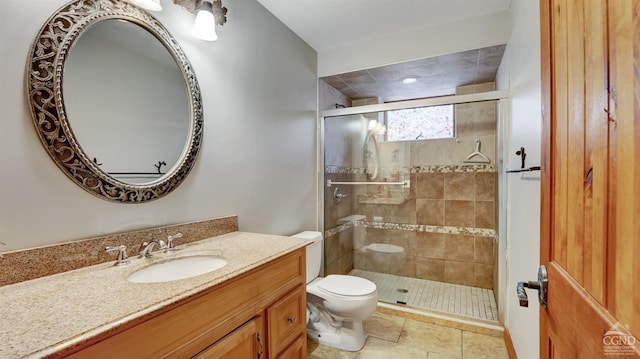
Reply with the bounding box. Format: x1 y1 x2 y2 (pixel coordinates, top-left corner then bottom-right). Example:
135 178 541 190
324 165 367 174
410 164 496 173
0 216 238 286
324 220 497 239
325 164 496 174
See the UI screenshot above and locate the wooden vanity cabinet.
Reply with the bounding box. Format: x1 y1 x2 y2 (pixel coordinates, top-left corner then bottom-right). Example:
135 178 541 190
193 317 262 358
64 248 307 359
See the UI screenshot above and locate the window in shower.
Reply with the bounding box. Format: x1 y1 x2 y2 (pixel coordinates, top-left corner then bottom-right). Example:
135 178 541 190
386 104 454 141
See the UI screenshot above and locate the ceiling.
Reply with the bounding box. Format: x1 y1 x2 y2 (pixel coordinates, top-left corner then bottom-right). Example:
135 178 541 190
255 0 510 53
321 44 506 102
256 0 510 102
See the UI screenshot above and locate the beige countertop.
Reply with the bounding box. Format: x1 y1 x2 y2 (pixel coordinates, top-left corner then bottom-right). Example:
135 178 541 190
0 231 310 358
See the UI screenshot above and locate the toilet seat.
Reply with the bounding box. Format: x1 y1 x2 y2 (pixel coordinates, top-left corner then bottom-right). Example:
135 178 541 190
318 275 376 297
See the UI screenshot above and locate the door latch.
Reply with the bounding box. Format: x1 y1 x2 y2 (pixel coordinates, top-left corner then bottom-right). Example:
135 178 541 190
517 265 548 308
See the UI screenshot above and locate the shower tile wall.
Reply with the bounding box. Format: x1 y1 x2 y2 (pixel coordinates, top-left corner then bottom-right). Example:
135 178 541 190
323 106 363 276
352 169 497 289
414 172 497 229
325 172 355 276
323 83 499 291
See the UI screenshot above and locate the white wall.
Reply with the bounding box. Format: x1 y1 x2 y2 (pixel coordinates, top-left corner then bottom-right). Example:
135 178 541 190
319 79 349 111
0 0 318 251
318 11 510 77
497 1 542 357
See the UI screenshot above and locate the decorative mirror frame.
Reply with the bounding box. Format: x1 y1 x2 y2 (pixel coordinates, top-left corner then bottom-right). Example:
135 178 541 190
26 0 203 203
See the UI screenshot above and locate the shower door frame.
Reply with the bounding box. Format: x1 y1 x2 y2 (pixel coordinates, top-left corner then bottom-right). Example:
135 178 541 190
318 90 509 319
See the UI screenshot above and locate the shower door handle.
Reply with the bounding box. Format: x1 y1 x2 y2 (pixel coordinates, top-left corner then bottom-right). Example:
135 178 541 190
516 265 548 308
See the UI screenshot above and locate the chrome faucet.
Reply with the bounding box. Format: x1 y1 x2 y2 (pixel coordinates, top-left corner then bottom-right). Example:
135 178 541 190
105 245 130 266
139 239 167 258
166 233 183 253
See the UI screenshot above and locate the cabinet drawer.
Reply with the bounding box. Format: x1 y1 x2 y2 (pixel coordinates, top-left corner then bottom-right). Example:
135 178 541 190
193 318 260 359
276 334 305 359
267 287 305 356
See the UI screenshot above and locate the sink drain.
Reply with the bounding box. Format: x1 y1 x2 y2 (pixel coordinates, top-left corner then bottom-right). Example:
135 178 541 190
397 288 409 293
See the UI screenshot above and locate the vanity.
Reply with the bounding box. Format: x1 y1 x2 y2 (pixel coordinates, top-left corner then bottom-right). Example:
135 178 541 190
11 1 313 356
0 232 310 358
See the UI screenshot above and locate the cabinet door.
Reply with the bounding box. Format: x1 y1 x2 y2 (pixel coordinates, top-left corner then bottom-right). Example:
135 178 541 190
193 318 263 359
267 287 305 356
276 335 305 359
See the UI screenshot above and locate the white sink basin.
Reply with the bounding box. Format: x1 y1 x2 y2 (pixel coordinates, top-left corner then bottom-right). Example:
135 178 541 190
128 255 228 283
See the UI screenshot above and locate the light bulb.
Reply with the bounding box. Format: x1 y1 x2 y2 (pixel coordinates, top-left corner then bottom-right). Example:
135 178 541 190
192 3 218 41
368 120 378 130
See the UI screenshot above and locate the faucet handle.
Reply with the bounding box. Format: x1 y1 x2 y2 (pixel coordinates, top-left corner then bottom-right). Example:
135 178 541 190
166 233 183 253
105 245 130 266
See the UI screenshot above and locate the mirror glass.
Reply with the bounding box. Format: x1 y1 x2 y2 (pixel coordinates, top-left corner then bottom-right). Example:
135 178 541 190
27 0 203 203
64 20 190 184
364 132 379 180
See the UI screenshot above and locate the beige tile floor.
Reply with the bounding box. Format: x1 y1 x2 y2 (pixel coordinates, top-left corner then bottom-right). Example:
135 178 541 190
307 311 509 359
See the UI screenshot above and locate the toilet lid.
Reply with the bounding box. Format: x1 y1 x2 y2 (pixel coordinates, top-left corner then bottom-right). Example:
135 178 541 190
319 275 376 296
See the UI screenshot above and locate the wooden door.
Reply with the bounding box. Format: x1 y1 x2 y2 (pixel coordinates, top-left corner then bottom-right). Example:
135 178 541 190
540 0 640 357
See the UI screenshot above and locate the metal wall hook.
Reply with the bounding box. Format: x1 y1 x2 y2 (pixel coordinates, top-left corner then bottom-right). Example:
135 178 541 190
506 146 540 173
516 147 527 168
154 160 167 174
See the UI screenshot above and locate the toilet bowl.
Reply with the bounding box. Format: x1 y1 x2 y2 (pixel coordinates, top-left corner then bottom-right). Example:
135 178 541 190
292 231 378 351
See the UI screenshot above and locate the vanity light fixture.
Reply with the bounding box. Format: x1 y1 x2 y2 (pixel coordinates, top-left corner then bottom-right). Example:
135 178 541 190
192 0 228 41
401 76 418 84
128 0 162 11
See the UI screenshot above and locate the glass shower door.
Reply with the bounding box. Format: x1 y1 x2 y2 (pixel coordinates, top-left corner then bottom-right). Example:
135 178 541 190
323 111 413 306
321 98 500 322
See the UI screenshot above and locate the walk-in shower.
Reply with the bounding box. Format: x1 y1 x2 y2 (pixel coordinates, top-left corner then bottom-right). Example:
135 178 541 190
320 85 506 324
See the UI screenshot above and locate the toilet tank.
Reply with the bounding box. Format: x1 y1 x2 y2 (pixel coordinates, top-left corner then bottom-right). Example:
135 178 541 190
291 231 323 284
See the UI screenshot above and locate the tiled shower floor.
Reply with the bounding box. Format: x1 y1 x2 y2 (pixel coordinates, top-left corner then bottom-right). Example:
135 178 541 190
350 269 498 322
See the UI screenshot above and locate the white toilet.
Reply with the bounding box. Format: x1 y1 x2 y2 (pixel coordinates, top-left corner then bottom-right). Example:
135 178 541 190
292 231 377 351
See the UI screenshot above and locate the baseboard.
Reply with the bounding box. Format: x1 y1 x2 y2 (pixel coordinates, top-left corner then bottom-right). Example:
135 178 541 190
504 327 518 359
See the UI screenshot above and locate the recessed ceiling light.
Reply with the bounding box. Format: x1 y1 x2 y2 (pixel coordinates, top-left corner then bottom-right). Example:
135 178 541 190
402 76 418 84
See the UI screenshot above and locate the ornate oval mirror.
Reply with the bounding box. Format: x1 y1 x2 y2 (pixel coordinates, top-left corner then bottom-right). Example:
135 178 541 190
27 0 203 203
